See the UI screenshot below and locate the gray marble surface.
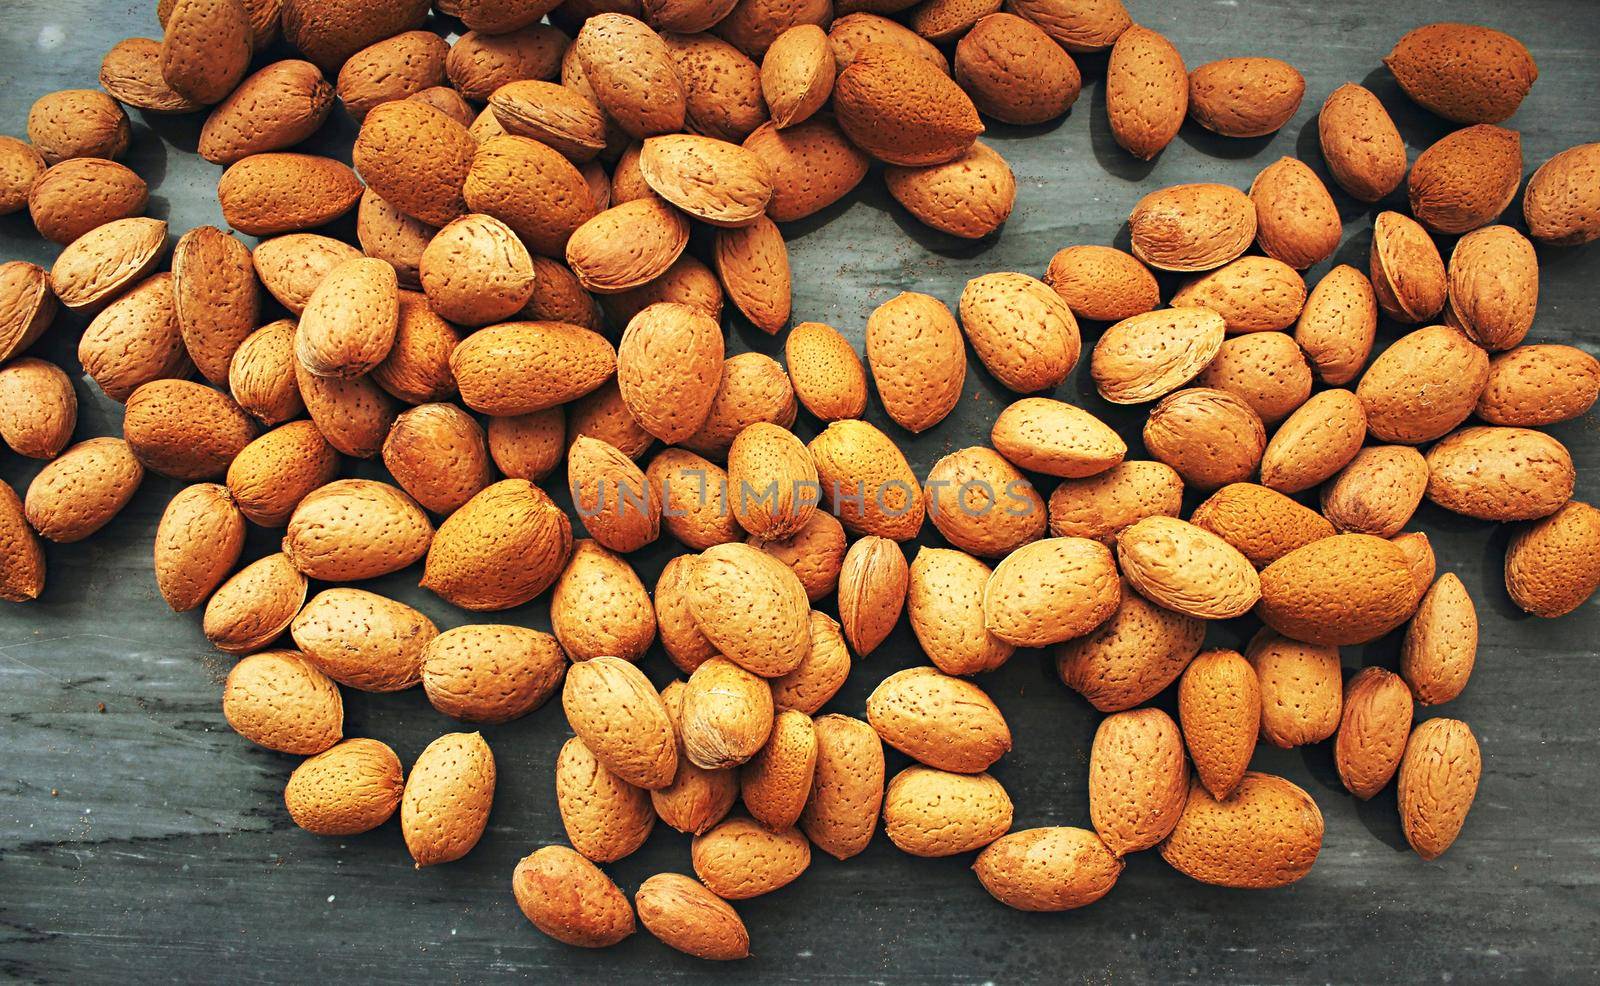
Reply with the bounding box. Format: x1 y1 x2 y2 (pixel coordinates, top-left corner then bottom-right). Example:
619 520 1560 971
3 1 1599 983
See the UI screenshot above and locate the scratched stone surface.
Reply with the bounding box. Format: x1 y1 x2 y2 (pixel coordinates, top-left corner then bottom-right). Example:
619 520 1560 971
2 1 1599 983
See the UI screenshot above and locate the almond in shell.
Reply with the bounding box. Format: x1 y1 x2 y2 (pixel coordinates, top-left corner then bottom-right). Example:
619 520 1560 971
422 625 566 724
1057 583 1204 712
983 536 1120 646
1090 307 1226 405
1105 24 1185 160
153 483 246 612
884 767 1013 857
1424 426 1573 522
1408 124 1522 234
1088 708 1187 856
1159 772 1322 888
512 846 635 948
292 587 437 692
401 731 496 867
800 713 884 860
562 656 678 790
833 42 983 167
973 827 1121 911
1396 717 1480 860
1504 501 1600 618
1176 649 1258 800
885 141 1016 240
1522 142 1600 246
202 552 306 654
1317 82 1406 203
1294 264 1378 386
1047 460 1183 545
1334 667 1414 800
1256 534 1416 645
421 479 574 611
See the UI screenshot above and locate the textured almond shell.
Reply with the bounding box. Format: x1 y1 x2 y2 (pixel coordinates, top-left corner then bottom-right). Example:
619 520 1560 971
1159 772 1323 888
1116 516 1260 619
973 826 1122 911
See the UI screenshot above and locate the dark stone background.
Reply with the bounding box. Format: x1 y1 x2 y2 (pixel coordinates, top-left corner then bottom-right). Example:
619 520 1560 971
2 1 1598 982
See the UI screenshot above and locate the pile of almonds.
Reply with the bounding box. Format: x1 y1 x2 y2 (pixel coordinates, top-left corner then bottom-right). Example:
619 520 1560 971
1 0 1599 962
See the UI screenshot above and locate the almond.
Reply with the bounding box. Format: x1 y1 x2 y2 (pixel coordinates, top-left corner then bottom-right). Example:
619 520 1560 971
202 552 306 654
0 358 76 459
556 736 655 863
742 116 870 222
197 60 335 165
418 214 536 327
217 153 363 236
682 657 775 769
1397 718 1480 860
0 262 57 364
523 255 602 330
568 434 661 553
683 352 798 459
639 134 774 226
834 42 983 167
1116 516 1260 619
159 0 252 103
1317 83 1407 203
687 541 812 677
563 656 678 790
617 303 725 443
223 650 343 755
1142 388 1265 490
27 158 148 245
1445 225 1538 351
1424 426 1573 521
714 214 791 334
1370 210 1447 324
866 291 966 432
923 447 1046 558
451 320 615 415
1246 629 1342 748
800 713 885 860
381 403 491 515
1047 460 1183 544
1408 124 1522 234
464 134 599 259
336 30 449 121
295 257 398 379
1247 156 1339 270
550 540 657 662
1477 344 1599 427
646 0 741 34
1105 24 1186 160
26 89 130 164
22 438 141 543
726 421 818 540
1399 573 1478 706
1187 57 1303 137
1176 649 1259 799
1357 326 1489 445
253 234 360 316
751 509 846 604
0 138 45 217
761 24 834 128
1294 264 1378 386
902 546 1010 672
1505 501 1600 618
98 37 205 115
827 14 947 75
1321 446 1429 538
488 408 565 483
353 100 475 227
50 217 168 312
488 80 607 162
740 709 817 830
292 587 436 692
808 419 925 540
123 379 258 480
153 483 246 612
785 321 868 421
1057 583 1204 712
1190 482 1334 568
1334 667 1413 800
1160 772 1322 888
422 625 566 724
990 397 1125 478
692 815 811 896
169 227 260 384
421 479 574 611
1522 142 1600 246
663 32 768 143
567 197 691 294
653 679 741 832
771 611 852 714
1043 245 1157 323
1170 257 1306 335
956 272 1079 392
634 873 749 961
1258 388 1367 494
1384 22 1536 124
715 0 832 60
401 731 495 867
649 449 742 550
225 420 340 526
955 13 1080 125
1002 0 1128 52
1088 708 1186 856
0 481 45 602
1192 332 1312 426
973 827 1121 911
836 535 908 656
885 141 1016 240
884 767 1012 857
282 479 431 581
283 739 404 836
295 362 399 458
600 253 723 329
512 846 635 948
1257 533 1416 645
567 381 653 458
983 536 1120 646
575 14 687 138
1090 307 1226 405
